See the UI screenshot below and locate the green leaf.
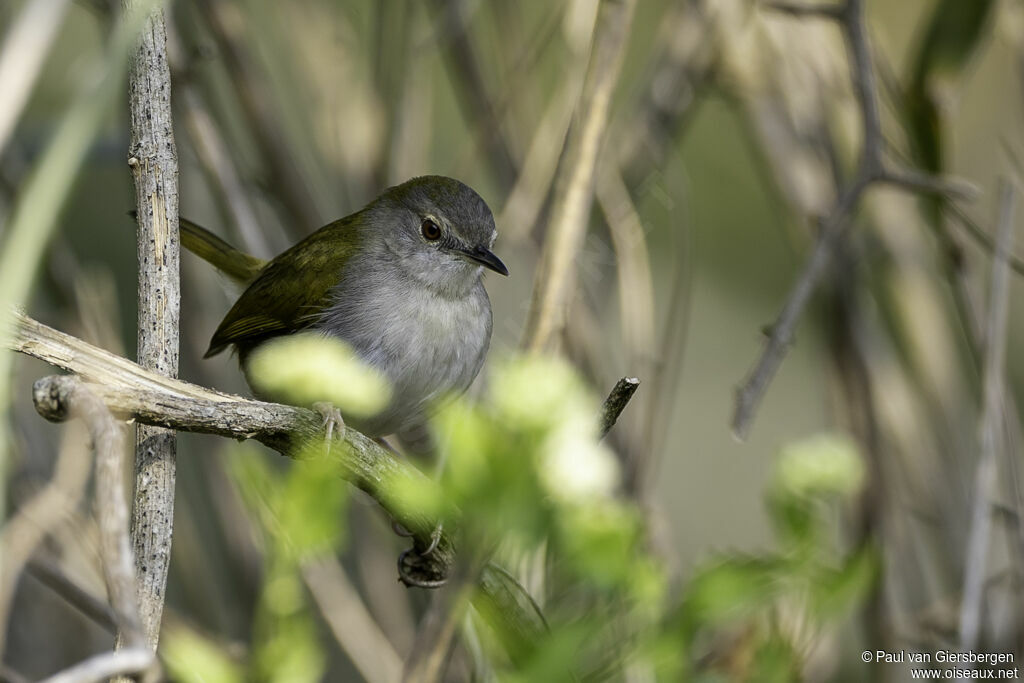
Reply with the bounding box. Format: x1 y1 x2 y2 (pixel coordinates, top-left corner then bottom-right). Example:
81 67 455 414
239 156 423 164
489 355 595 433
435 398 494 500
276 456 348 561
809 545 879 618
162 623 245 683
774 433 864 500
904 0 996 173
684 557 782 625
767 493 819 551
229 449 282 541
750 635 801 683
557 501 642 589
248 332 391 417
500 622 593 683
251 606 325 683
229 445 347 563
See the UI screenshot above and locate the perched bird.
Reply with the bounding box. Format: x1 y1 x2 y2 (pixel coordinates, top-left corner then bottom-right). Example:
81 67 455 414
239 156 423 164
180 175 507 439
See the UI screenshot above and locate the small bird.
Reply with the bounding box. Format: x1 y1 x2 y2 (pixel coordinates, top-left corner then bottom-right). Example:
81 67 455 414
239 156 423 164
181 175 507 439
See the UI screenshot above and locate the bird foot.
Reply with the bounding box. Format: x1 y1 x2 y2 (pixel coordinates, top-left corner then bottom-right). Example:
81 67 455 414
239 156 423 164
313 402 345 454
393 520 446 588
397 546 447 588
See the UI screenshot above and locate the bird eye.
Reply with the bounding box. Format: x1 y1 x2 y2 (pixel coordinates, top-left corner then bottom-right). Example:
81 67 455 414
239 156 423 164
421 218 442 241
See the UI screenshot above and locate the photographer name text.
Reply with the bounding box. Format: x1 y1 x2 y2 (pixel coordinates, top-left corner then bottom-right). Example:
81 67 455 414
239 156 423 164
863 650 1015 667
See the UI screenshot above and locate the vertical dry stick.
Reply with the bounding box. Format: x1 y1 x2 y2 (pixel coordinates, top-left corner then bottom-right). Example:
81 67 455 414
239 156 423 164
521 0 638 352
497 85 579 244
597 169 656 365
0 420 92 662
0 0 71 158
178 84 271 257
124 0 180 649
74 386 146 647
959 181 1016 650
39 384 153 682
597 169 655 493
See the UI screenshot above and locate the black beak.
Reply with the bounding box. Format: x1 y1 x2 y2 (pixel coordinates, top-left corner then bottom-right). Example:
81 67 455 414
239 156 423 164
461 246 509 276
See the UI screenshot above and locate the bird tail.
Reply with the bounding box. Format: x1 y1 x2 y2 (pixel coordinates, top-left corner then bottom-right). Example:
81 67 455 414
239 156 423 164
128 211 268 284
179 217 267 285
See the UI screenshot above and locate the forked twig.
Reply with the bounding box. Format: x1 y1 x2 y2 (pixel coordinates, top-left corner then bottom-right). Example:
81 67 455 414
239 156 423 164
732 0 977 439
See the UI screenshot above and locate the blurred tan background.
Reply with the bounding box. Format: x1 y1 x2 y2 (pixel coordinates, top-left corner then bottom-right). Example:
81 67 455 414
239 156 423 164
2 0 1023 679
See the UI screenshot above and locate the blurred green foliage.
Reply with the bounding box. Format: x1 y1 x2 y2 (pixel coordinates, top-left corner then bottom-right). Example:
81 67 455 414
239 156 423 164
162 339 874 681
163 622 245 683
7 0 1012 678
677 434 876 682
248 332 392 416
166 445 348 683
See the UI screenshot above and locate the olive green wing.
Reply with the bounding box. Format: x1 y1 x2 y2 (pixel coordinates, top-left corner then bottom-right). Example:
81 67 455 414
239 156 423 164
204 221 356 358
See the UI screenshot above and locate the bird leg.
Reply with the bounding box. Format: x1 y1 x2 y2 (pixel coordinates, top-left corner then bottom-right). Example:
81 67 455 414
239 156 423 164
312 402 345 455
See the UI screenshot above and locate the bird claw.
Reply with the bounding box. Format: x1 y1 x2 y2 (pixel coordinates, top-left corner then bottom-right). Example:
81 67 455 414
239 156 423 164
393 520 446 587
422 521 444 557
390 519 443 554
313 402 345 454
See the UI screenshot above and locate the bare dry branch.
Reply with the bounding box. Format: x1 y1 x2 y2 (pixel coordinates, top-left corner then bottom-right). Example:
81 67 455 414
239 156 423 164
879 169 979 201
522 0 638 352
39 647 154 683
10 309 454 581
947 201 1024 277
8 308 627 670
0 421 92 661
498 85 579 244
26 557 117 633
0 0 70 157
12 381 155 683
599 377 640 440
959 181 1016 649
71 384 146 647
302 558 403 683
597 170 656 373
124 0 180 647
596 170 655 492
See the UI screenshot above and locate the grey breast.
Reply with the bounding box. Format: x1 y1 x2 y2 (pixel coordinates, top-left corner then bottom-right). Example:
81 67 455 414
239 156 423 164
317 272 492 437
